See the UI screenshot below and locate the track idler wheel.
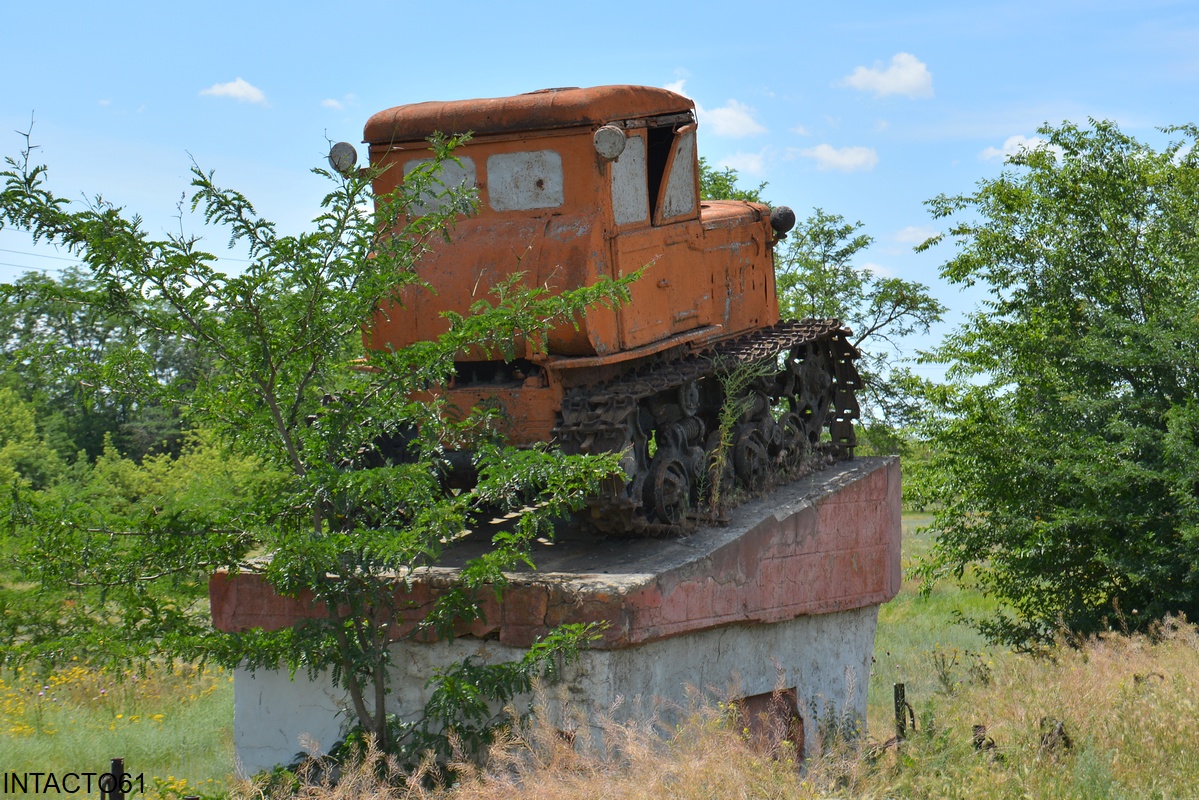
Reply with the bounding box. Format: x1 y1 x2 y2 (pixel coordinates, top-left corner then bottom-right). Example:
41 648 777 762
777 411 806 468
733 425 769 489
645 456 690 525
790 342 835 444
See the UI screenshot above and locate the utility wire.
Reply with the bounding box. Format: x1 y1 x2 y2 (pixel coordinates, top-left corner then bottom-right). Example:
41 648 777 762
0 247 81 263
1 228 253 265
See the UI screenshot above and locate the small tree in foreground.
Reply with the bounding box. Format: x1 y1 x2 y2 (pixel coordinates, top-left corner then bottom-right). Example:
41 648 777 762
911 120 1199 647
0 134 627 759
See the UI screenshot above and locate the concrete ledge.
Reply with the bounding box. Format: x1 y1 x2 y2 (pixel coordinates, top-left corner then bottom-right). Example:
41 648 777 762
218 457 902 774
211 457 901 648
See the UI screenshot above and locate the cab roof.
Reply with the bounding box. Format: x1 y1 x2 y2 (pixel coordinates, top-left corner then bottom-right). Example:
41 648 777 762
364 85 694 145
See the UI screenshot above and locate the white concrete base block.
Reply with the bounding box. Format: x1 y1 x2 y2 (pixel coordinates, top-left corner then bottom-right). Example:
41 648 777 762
233 604 879 775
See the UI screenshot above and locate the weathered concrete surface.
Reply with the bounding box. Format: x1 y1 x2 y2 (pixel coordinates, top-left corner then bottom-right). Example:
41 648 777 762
211 457 901 648
233 605 879 776
216 457 901 774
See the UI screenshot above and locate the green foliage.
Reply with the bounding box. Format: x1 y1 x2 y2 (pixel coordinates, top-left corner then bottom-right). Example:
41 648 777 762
0 267 197 462
776 210 945 446
706 358 776 516
776 210 873 321
0 662 233 792
0 431 280 671
0 131 628 758
0 387 63 489
697 157 767 203
910 119 1199 647
329 622 598 769
696 159 943 452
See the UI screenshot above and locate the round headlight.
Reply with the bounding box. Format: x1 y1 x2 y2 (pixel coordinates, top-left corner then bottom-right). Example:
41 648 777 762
593 126 627 161
328 142 358 175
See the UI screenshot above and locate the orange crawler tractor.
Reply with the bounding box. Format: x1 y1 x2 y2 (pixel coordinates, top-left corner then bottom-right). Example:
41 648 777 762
336 85 861 535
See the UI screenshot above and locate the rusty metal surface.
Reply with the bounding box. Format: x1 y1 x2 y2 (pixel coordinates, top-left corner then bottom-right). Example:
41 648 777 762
359 84 863 537
553 319 862 536
365 85 695 144
366 87 777 362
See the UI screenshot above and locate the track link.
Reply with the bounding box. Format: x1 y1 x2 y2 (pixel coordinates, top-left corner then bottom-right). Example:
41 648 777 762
554 319 862 536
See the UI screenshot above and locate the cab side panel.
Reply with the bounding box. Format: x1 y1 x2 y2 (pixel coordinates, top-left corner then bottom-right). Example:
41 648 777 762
367 130 619 358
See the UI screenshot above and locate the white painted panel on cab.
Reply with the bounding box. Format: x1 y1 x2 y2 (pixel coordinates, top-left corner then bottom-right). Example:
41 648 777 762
611 134 649 226
660 129 697 220
402 157 477 216
486 151 564 211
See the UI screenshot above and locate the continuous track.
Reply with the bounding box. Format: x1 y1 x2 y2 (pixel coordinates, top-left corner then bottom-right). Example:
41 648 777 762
554 319 862 536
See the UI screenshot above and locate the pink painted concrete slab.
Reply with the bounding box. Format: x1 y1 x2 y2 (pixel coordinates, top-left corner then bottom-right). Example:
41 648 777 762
210 457 902 650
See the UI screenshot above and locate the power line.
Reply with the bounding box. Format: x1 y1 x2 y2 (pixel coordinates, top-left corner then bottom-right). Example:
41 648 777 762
0 260 65 271
0 247 80 263
0 252 253 271
0 230 253 265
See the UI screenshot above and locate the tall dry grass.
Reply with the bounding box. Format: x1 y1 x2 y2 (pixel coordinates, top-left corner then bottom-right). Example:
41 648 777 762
231 617 1199 800
857 615 1199 799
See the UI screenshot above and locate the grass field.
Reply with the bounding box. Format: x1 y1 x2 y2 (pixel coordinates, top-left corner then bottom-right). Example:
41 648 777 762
426 515 1199 800
866 513 1004 737
4 514 1198 798
0 663 233 798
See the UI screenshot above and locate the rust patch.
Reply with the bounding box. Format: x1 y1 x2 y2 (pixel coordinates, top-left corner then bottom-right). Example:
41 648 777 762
365 85 694 144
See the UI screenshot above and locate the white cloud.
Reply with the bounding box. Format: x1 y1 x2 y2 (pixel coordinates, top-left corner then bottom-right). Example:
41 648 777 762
979 134 1062 161
790 123 809 136
874 119 890 133
702 99 767 137
797 144 878 172
98 98 111 107
894 225 940 244
862 262 894 278
720 150 768 176
664 80 766 137
200 77 266 104
322 93 358 111
839 53 933 99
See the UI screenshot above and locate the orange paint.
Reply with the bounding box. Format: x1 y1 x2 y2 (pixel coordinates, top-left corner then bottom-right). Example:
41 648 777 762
361 85 783 446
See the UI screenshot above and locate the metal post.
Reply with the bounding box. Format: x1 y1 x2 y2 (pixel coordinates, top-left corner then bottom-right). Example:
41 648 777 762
105 758 125 800
894 683 914 741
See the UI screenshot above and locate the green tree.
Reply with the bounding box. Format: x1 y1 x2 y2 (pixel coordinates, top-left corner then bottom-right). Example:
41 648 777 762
911 120 1199 647
776 209 945 450
698 157 767 203
0 266 198 462
0 387 63 489
0 134 627 757
696 159 944 449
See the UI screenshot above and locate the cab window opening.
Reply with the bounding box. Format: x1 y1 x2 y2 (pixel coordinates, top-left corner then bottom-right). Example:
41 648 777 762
646 125 674 215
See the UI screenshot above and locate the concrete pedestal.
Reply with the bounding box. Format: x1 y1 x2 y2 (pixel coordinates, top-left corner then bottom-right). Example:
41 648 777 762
211 457 902 775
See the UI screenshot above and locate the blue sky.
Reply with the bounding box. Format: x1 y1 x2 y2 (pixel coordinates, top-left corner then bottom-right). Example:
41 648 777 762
2 0 1196 369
